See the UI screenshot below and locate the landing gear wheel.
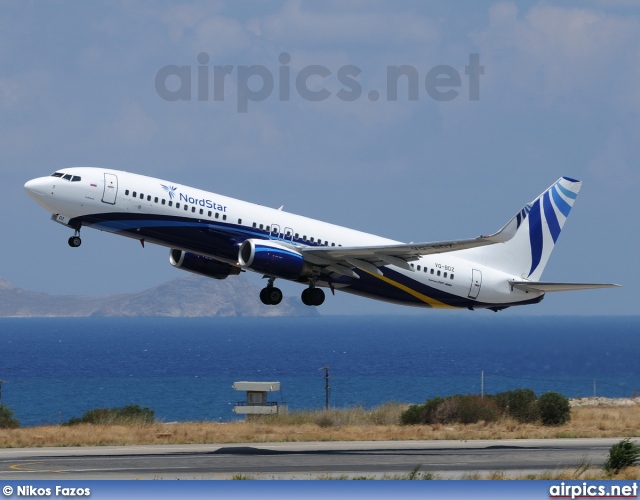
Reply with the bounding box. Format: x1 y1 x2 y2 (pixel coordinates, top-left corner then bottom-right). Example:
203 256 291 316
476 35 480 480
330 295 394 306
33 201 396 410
301 288 312 306
310 287 325 306
302 287 325 306
260 287 283 305
68 236 82 248
268 287 283 305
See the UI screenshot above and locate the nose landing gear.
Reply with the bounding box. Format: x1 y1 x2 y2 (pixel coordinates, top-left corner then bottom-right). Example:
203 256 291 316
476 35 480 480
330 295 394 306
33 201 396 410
68 230 82 248
68 236 81 247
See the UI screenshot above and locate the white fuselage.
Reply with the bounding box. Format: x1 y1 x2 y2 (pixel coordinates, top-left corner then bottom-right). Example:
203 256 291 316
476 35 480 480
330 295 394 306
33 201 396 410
24 167 542 310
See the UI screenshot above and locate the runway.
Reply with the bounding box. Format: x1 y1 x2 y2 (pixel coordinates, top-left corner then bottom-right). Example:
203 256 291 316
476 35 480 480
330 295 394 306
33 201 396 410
0 438 622 479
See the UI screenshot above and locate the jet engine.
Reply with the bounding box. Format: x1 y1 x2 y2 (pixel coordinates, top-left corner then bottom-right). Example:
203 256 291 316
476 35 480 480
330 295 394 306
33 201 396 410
238 239 313 280
169 249 241 280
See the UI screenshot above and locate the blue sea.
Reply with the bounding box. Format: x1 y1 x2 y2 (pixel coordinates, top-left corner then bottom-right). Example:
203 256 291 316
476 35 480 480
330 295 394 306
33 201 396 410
0 316 638 427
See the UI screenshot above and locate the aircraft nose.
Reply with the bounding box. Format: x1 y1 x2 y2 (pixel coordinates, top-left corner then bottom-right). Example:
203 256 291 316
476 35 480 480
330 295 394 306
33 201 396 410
24 177 47 199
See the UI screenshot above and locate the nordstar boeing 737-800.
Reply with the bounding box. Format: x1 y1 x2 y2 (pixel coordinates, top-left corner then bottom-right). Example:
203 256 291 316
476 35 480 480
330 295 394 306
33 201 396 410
24 169 618 310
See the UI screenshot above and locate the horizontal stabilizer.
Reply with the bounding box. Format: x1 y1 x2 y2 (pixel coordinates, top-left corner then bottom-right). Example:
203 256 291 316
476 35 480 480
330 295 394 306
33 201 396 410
510 281 621 293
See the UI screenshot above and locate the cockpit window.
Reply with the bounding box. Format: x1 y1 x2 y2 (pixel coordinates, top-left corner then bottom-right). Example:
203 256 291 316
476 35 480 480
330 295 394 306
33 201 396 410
50 172 81 182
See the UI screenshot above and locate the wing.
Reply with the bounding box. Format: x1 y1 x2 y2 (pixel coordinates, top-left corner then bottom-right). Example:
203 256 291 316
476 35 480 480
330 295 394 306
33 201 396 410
509 281 621 293
299 211 521 278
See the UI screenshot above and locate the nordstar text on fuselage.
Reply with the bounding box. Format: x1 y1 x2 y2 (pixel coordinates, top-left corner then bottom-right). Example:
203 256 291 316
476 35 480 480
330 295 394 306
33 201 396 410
179 192 227 212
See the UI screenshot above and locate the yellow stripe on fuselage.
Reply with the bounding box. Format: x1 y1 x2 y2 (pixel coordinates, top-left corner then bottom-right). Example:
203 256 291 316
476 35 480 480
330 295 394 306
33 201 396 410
362 270 457 309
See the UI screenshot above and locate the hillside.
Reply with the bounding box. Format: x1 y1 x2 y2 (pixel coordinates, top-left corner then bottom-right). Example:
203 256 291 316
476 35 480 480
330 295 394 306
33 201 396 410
0 274 318 318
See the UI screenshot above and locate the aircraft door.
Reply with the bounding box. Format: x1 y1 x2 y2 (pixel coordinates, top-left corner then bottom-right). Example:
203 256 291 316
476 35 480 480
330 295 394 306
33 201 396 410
283 227 294 243
102 173 118 205
468 269 482 299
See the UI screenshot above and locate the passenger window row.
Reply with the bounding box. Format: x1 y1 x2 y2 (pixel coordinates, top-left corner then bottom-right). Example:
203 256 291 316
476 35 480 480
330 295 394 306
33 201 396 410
250 222 342 247
123 189 228 220
122 188 345 246
410 263 454 280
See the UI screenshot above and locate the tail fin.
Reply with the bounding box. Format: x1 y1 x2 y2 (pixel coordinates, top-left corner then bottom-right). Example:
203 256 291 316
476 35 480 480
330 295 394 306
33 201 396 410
464 177 581 280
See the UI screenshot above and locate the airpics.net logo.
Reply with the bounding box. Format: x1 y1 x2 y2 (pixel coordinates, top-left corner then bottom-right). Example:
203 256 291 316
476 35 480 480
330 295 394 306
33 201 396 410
549 482 638 499
155 52 483 113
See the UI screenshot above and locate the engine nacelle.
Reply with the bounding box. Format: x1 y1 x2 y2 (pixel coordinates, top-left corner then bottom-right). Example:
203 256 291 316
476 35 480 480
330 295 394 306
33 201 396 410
170 249 241 280
238 239 312 280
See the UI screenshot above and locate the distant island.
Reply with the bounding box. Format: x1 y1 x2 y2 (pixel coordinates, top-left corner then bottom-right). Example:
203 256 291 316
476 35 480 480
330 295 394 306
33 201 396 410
0 274 318 318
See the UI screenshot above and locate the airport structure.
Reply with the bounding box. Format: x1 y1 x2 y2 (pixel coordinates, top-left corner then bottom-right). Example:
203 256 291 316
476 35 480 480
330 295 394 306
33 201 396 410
232 381 287 418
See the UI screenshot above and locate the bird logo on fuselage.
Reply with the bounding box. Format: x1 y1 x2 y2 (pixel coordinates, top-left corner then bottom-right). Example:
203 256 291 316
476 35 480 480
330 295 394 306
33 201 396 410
161 184 177 199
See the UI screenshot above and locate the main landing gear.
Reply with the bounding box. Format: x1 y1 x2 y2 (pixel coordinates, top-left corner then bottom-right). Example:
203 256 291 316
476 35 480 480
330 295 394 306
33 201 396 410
301 274 325 306
301 286 325 306
260 278 283 305
259 277 326 306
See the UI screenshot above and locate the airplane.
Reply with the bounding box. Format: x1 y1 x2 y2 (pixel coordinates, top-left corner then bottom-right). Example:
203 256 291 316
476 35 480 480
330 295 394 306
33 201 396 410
24 168 618 311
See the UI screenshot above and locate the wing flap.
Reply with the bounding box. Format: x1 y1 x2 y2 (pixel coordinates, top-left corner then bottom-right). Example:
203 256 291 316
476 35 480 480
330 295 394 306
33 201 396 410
510 281 621 293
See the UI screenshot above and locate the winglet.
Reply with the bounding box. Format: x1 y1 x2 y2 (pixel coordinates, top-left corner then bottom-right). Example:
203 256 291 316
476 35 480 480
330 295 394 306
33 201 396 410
481 209 521 243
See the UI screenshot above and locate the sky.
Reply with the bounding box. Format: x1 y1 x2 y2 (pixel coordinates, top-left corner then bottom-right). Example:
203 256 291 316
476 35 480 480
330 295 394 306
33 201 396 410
2 0 638 315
